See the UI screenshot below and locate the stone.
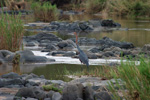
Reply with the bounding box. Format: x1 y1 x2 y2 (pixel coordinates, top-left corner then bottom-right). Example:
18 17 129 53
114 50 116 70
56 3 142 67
76 98 83 100
62 83 84 100
33 86 46 100
44 98 51 100
83 86 94 100
15 87 36 98
1 72 20 79
52 92 62 100
102 51 115 57
89 47 100 53
47 90 55 98
26 97 38 100
94 91 113 100
25 42 36 47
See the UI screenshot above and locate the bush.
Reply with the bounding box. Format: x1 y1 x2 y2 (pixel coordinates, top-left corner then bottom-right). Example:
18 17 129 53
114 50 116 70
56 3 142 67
31 2 59 22
0 13 24 52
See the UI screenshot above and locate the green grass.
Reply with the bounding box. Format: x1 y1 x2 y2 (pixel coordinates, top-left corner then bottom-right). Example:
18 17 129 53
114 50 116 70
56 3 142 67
31 2 59 22
109 57 150 100
0 13 24 52
43 84 62 93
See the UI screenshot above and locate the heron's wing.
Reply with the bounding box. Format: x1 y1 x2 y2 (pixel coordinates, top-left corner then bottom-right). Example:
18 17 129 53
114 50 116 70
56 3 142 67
79 51 89 65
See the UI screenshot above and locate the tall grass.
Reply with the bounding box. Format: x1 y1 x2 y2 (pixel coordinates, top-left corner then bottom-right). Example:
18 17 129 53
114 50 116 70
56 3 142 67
107 0 150 17
84 0 107 14
31 2 59 22
109 58 150 100
0 13 24 52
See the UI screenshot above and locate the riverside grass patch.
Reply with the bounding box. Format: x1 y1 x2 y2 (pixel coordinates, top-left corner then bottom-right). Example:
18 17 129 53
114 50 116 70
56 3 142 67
31 2 59 22
108 57 150 100
0 13 24 52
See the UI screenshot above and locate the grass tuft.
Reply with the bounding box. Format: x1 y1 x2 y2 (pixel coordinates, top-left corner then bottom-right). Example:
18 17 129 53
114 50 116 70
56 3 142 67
0 13 24 52
31 2 59 22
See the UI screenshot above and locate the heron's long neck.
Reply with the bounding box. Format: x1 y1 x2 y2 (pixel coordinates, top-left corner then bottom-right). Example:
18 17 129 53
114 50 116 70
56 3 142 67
76 44 82 52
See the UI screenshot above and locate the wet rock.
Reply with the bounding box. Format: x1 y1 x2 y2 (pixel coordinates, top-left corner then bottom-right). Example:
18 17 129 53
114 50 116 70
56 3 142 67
0 50 14 59
79 22 93 31
42 44 58 52
52 92 62 100
94 91 113 100
102 51 116 57
0 58 4 65
87 53 98 59
1 72 20 79
62 83 84 100
101 19 121 27
88 20 102 27
25 42 36 47
83 86 94 100
89 47 101 53
57 40 76 50
48 51 76 57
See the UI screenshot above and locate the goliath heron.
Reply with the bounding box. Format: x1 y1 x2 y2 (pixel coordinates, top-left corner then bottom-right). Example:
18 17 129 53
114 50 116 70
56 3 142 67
74 32 89 70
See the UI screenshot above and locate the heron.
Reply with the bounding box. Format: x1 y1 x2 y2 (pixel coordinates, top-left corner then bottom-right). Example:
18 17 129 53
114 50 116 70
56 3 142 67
74 32 89 71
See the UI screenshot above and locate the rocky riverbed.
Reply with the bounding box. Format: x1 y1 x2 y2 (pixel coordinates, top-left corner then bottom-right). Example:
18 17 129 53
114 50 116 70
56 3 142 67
0 72 124 100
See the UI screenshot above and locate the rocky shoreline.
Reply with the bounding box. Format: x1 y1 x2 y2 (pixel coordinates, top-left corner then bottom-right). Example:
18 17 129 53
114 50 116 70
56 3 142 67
0 72 123 100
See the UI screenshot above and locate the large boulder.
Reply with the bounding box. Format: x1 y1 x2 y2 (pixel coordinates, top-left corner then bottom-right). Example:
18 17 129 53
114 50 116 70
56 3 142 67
101 19 121 27
1 72 20 79
62 83 84 100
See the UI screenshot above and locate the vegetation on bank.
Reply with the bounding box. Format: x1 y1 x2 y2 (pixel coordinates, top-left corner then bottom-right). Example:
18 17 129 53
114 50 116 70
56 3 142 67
65 57 150 100
0 13 24 52
31 2 59 22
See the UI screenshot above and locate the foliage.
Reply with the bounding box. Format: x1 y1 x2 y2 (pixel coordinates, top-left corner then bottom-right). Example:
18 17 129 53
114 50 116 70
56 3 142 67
0 13 24 52
109 58 150 100
107 0 150 17
31 2 59 22
84 0 107 14
43 84 62 93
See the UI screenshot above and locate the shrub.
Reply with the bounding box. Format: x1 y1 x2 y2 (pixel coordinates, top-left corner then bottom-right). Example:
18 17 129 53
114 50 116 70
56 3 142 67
31 2 59 22
84 0 107 14
0 13 24 52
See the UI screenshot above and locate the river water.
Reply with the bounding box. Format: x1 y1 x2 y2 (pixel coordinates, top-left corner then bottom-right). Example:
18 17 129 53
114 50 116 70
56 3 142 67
0 14 150 81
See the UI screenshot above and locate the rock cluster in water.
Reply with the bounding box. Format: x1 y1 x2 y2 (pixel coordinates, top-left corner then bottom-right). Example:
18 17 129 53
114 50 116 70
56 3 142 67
25 19 121 33
23 32 150 60
0 72 124 100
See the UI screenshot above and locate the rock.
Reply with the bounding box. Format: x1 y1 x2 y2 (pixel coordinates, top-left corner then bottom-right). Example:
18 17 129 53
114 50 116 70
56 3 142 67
142 44 150 51
33 86 46 100
57 40 76 50
26 97 38 100
76 98 83 100
87 53 97 59
1 72 20 79
52 92 62 100
101 19 121 27
88 20 102 27
62 83 84 100
0 58 4 65
83 86 94 100
44 98 51 100
89 47 101 53
43 44 58 51
79 22 93 31
102 51 116 57
25 42 36 47
48 51 76 57
47 90 55 98
94 91 113 100
0 50 14 60
15 87 36 98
